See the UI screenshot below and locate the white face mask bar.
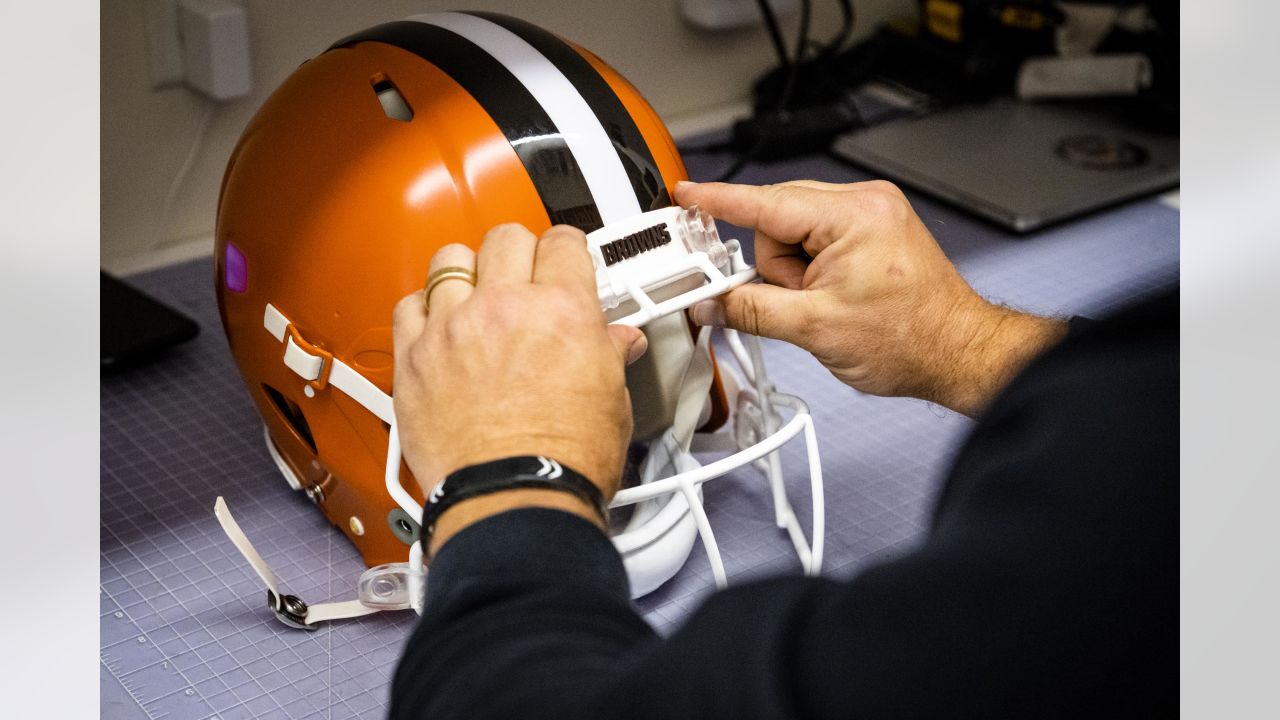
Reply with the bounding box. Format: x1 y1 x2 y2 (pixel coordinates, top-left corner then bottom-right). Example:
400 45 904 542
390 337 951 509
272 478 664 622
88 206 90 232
215 205 824 628
591 205 822 594
608 325 824 594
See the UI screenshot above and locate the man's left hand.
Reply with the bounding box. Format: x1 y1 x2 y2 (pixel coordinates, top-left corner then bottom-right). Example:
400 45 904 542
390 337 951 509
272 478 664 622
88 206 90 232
392 224 646 554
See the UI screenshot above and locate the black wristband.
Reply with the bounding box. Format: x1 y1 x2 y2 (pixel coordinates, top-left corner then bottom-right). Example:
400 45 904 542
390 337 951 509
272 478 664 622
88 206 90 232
421 456 608 549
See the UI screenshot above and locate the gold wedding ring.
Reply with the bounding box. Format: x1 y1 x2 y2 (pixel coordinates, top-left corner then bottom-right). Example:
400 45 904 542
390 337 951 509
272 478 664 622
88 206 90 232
423 266 477 312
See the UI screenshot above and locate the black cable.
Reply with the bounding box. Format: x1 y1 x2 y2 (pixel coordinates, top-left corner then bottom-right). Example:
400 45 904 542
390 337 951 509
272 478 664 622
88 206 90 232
717 0 812 182
779 0 812 103
756 0 792 69
816 0 855 62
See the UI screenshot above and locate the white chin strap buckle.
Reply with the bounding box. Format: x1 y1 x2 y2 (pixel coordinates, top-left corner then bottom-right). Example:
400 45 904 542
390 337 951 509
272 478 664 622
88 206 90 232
214 497 424 629
589 204 757 327
358 563 421 610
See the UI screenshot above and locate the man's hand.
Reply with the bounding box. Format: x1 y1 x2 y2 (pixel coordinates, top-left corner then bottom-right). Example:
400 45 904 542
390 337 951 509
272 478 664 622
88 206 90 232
676 179 1065 417
392 224 647 554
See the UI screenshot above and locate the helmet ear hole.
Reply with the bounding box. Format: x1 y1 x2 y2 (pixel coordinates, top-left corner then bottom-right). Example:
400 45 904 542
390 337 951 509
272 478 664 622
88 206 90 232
262 384 318 455
371 74 413 122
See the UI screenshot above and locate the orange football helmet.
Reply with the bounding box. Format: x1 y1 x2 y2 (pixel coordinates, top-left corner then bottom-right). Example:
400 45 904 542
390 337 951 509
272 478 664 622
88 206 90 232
212 12 823 628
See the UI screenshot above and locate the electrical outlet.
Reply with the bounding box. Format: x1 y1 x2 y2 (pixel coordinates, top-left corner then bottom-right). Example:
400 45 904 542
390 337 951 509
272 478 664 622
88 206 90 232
142 0 251 100
179 0 252 100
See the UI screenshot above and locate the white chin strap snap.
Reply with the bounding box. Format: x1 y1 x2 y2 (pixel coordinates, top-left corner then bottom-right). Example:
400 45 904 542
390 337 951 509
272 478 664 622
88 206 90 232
213 205 824 628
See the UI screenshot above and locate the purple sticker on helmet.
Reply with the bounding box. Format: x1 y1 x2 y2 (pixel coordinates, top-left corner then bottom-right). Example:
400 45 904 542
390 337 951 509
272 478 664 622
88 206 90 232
225 241 248 293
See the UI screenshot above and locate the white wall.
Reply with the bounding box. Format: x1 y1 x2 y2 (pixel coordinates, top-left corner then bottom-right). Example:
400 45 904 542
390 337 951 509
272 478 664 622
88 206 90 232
101 0 912 273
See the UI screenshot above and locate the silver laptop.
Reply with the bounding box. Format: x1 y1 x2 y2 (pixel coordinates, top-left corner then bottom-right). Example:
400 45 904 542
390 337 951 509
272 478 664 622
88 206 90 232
831 97 1179 232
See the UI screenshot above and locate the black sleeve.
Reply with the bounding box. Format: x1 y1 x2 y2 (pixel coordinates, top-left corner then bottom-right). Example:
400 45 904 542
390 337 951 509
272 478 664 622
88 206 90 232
390 289 1177 719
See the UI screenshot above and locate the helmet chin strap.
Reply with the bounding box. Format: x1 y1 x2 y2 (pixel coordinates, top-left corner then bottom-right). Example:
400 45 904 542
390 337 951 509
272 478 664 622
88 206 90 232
213 497 382 630
216 303 428 630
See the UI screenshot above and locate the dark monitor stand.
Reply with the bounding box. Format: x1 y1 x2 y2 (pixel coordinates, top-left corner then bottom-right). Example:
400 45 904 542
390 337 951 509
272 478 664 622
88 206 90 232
101 271 200 372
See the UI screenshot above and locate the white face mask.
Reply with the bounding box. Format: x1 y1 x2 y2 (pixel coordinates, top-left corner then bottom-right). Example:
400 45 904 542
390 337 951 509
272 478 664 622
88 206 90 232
215 205 825 629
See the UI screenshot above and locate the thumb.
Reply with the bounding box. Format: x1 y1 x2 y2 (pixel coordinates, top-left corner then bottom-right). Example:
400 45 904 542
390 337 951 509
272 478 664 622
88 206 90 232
689 283 812 346
606 324 649 365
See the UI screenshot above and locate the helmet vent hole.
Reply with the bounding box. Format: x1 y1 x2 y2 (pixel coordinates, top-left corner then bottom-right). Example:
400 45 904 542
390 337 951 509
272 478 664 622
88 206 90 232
262 384 317 455
371 75 412 122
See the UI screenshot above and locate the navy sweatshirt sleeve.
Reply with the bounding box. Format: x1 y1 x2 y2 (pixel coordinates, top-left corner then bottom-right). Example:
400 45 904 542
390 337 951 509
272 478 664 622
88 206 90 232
390 289 1177 719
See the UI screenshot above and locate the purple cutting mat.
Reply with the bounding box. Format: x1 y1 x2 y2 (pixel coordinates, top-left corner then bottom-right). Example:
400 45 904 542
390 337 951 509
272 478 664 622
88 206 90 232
101 152 1178 719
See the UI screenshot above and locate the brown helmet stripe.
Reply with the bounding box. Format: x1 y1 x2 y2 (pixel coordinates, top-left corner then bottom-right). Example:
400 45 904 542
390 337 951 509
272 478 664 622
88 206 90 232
465 11 671 213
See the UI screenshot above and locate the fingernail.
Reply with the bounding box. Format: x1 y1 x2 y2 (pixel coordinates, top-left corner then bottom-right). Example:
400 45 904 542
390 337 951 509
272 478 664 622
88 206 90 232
690 299 726 328
626 333 649 364
675 180 697 193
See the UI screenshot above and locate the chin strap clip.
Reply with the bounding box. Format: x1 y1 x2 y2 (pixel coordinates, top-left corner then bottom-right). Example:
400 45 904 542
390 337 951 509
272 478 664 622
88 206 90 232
214 497 407 629
267 591 314 630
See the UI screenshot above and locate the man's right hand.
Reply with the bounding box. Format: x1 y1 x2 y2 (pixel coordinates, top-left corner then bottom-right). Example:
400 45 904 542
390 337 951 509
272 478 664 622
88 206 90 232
675 179 1066 417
